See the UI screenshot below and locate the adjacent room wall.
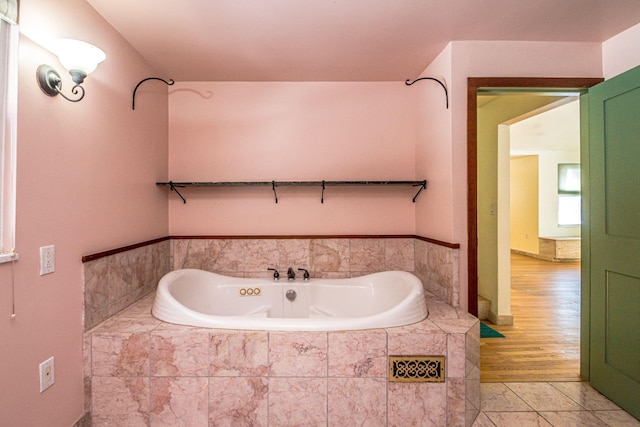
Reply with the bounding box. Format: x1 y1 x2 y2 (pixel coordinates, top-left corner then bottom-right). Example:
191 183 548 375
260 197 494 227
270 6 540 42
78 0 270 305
0 0 168 425
510 100 581 239
167 82 417 235
477 95 571 318
510 155 539 253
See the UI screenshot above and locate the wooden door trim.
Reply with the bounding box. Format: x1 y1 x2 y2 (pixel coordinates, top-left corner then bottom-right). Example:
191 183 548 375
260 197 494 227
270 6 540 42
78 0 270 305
467 77 603 316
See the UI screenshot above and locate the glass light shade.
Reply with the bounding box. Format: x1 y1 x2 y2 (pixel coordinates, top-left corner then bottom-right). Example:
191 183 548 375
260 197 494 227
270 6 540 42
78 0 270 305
49 39 106 75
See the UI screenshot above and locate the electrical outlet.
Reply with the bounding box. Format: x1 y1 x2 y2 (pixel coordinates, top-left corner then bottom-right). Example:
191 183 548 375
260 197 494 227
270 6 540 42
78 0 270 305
39 245 55 275
39 357 55 392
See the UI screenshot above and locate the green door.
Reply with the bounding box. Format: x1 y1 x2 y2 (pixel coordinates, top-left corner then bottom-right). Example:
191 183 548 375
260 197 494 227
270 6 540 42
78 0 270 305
588 64 640 420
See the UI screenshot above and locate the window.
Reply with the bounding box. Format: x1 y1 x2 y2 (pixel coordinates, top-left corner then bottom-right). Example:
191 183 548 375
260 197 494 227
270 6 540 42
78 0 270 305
0 3 18 263
558 163 581 226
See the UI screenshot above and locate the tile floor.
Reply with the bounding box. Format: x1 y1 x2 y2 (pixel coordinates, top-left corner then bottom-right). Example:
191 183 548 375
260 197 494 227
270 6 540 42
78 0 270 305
473 382 640 426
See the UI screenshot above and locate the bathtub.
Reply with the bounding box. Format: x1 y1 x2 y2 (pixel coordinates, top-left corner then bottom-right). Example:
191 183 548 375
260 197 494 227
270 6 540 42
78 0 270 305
151 269 428 331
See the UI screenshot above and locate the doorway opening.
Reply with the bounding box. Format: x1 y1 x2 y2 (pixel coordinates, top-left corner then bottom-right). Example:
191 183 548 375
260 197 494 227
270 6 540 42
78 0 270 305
466 77 602 382
478 94 583 382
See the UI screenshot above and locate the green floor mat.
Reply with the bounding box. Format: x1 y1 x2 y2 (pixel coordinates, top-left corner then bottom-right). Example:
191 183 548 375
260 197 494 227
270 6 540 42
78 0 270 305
481 322 505 338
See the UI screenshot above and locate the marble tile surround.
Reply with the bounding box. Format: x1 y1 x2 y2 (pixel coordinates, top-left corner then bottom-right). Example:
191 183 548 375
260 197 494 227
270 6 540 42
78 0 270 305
83 236 460 328
415 238 460 308
83 240 170 330
171 237 460 307
84 292 480 426
170 237 417 278
81 236 464 423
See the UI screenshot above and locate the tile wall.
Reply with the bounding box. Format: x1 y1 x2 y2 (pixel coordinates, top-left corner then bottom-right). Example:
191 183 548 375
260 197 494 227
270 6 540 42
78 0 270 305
83 237 460 329
84 291 480 426
170 237 460 308
415 238 460 307
83 240 170 330
81 236 471 425
170 237 416 278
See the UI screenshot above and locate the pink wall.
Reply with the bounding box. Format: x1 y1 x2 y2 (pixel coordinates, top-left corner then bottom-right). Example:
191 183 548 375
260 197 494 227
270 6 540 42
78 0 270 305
603 23 640 79
168 82 418 235
168 42 606 313
0 0 168 425
414 40 603 311
414 44 454 242
1 3 632 422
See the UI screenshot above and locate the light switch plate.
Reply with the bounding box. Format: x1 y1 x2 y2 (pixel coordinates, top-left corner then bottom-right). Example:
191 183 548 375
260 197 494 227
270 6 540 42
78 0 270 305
39 356 55 392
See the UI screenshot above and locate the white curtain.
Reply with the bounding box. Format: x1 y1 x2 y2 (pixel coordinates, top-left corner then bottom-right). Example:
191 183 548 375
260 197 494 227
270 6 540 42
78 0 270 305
0 16 18 257
0 0 18 24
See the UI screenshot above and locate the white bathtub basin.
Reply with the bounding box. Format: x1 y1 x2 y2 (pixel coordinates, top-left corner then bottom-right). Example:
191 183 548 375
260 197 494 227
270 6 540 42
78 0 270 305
152 269 428 331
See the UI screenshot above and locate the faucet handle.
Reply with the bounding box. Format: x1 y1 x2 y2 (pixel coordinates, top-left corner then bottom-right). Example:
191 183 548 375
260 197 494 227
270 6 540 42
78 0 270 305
298 268 310 281
267 268 280 280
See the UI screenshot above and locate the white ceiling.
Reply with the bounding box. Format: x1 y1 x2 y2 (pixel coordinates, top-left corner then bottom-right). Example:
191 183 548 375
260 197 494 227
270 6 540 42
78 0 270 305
87 0 640 81
510 99 581 153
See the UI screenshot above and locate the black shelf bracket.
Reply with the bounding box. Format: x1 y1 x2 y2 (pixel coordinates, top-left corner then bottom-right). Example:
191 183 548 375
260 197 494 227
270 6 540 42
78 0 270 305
169 181 186 204
405 77 449 109
272 181 278 203
412 180 427 202
132 77 175 110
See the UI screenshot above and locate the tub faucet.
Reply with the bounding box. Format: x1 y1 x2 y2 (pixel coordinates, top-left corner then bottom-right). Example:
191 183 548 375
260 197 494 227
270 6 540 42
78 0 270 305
268 268 280 281
298 268 310 281
287 267 296 281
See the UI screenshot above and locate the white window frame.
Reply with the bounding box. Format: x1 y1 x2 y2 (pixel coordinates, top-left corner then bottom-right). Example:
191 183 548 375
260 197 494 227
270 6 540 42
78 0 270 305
0 16 18 264
557 163 581 226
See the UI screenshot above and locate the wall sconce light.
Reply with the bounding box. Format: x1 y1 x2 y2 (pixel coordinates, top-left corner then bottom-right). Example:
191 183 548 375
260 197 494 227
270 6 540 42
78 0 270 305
36 39 106 103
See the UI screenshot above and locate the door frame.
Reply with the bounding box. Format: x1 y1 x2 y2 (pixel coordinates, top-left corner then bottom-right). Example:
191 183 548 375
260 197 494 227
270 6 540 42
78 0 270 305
466 77 602 318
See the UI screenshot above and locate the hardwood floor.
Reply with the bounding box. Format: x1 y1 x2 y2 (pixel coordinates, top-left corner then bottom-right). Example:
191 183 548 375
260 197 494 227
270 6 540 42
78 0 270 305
480 253 582 383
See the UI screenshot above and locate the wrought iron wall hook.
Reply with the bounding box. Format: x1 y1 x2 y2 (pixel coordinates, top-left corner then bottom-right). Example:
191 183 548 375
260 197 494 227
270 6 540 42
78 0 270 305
132 77 175 110
405 77 449 109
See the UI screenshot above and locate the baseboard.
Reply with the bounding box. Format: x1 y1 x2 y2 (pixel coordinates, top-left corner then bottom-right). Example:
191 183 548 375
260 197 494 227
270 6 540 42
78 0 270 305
511 248 551 261
478 296 491 320
511 249 580 263
72 411 91 427
488 311 513 326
